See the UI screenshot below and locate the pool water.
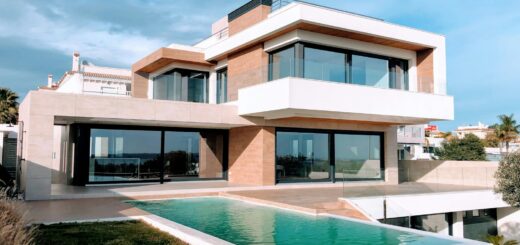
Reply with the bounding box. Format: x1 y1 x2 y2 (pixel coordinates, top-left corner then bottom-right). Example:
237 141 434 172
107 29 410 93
129 197 464 245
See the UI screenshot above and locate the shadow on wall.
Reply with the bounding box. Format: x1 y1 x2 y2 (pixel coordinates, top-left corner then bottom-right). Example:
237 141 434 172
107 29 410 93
398 160 498 187
500 222 520 242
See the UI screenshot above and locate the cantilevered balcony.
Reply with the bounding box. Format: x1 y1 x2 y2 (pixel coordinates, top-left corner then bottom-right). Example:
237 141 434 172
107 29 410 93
236 60 453 124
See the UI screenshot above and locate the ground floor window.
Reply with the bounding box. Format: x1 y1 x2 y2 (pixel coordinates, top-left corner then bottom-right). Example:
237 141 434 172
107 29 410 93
75 125 227 184
275 129 384 183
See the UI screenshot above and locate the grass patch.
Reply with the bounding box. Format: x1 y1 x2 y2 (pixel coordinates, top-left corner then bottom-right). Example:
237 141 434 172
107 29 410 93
34 220 187 245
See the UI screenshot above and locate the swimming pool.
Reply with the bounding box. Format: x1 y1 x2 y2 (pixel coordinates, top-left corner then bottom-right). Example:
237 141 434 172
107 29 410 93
129 197 470 244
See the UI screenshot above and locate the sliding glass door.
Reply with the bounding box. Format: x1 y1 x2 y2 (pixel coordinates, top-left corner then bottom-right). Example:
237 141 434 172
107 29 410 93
84 126 226 184
163 131 225 180
276 129 384 183
89 129 162 182
276 131 330 182
334 134 383 180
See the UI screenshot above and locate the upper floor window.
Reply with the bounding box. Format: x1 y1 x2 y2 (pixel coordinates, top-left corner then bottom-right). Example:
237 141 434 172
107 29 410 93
153 68 208 103
269 46 295 80
268 42 408 90
216 68 228 104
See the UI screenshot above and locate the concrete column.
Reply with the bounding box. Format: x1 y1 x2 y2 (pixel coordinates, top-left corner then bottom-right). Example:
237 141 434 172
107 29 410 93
385 125 399 184
452 211 464 238
228 126 275 186
20 113 55 200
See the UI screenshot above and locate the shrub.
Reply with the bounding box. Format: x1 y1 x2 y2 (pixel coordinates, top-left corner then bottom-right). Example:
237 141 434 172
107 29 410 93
0 189 35 245
495 152 520 207
434 133 486 161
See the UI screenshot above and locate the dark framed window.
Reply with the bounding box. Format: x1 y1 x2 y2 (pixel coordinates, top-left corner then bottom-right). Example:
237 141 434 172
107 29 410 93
153 68 209 103
216 68 228 104
74 124 227 185
268 42 408 90
275 128 384 183
268 46 295 81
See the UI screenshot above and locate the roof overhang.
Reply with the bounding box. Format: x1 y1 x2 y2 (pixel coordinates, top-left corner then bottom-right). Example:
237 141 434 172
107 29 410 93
132 47 215 73
205 2 445 61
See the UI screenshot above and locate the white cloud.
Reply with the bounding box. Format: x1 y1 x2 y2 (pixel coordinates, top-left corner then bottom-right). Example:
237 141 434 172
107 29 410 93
0 2 167 67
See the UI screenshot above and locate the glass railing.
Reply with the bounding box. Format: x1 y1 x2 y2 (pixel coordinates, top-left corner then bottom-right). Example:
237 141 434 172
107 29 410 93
341 168 385 196
231 58 446 95
271 0 294 12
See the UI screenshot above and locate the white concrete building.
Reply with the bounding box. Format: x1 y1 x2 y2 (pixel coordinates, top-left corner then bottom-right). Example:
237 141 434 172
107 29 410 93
43 51 131 96
454 122 493 140
0 124 18 176
15 0 518 243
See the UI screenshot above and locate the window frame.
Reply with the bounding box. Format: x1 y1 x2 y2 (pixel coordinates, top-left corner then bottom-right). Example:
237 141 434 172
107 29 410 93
216 68 228 104
268 41 409 90
275 127 385 183
152 68 210 103
73 123 228 185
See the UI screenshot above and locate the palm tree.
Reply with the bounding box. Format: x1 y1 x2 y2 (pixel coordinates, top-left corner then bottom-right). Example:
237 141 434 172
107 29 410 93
0 88 19 125
494 114 520 153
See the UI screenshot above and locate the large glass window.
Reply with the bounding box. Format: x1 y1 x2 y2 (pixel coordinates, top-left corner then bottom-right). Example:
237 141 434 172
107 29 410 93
334 134 383 180
351 54 390 88
153 69 208 103
84 127 225 184
216 68 227 104
164 131 225 179
268 43 408 90
89 129 162 182
276 131 330 182
304 47 346 83
269 46 295 80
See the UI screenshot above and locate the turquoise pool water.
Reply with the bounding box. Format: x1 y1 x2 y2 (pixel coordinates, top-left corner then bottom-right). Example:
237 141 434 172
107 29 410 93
129 197 463 245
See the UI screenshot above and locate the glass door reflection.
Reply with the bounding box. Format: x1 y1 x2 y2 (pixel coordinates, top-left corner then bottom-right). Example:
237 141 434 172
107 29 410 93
276 131 330 182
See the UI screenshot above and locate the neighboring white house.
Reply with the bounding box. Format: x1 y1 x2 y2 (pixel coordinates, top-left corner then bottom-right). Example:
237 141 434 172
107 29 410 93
454 122 493 139
42 51 132 96
0 124 18 176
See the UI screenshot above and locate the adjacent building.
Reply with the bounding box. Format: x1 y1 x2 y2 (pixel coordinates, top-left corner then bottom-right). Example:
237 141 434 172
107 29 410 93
41 51 132 96
454 122 493 139
0 124 18 176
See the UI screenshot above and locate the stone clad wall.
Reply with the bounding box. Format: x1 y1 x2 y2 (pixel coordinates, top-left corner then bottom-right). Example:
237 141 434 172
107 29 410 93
398 160 498 187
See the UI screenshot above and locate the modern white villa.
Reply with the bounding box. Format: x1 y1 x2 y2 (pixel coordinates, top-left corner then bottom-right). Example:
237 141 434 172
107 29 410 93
16 0 519 243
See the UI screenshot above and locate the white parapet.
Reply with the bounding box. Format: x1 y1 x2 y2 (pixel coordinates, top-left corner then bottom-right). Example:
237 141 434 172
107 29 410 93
238 78 454 124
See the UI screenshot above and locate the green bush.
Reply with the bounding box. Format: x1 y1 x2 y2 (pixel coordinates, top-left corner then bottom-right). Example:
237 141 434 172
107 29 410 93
434 133 486 161
495 152 520 207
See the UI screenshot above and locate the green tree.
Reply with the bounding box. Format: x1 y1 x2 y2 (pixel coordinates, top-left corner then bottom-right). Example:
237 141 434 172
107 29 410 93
0 88 18 125
434 133 486 161
495 151 520 207
494 114 520 153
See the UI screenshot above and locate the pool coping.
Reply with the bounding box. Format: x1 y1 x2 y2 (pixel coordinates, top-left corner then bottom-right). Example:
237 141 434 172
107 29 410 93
129 195 488 245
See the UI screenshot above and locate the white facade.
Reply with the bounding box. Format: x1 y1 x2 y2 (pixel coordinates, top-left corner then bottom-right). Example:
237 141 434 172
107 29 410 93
238 78 453 124
454 122 492 139
47 52 131 97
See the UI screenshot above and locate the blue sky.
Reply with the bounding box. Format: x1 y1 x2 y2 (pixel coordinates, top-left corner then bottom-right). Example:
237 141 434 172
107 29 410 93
0 0 519 131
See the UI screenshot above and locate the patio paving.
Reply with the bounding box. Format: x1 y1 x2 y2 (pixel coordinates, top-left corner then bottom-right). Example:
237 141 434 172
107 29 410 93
25 181 492 224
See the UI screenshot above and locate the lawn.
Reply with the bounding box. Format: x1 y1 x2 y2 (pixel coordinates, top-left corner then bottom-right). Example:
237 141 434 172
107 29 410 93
34 220 187 245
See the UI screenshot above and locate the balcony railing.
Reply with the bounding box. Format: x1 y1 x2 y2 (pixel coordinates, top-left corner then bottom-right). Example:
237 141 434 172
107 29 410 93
230 58 444 95
82 89 131 96
271 0 293 12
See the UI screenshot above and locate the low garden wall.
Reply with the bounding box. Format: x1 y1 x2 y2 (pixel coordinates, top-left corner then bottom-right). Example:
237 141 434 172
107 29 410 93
398 160 499 187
